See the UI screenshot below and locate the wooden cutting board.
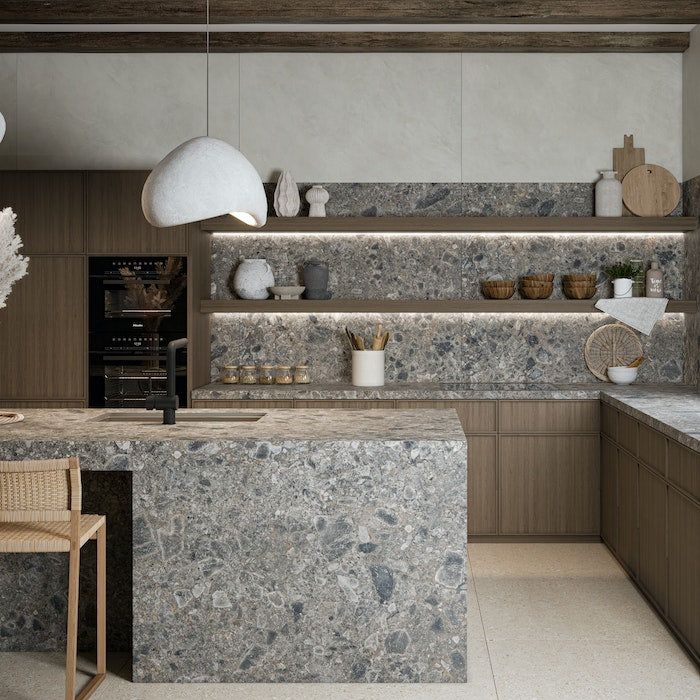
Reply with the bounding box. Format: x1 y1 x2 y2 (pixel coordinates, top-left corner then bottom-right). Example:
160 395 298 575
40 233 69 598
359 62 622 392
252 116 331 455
622 164 681 217
613 135 645 216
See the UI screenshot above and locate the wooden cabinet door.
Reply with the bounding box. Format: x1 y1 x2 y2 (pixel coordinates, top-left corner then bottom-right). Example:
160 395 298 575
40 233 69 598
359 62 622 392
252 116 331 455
499 400 599 433
601 436 618 551
87 171 188 254
395 400 497 433
466 435 498 535
0 171 84 254
293 400 394 409
668 488 700 658
499 435 599 535
0 257 85 401
192 400 293 408
639 465 667 612
617 450 639 576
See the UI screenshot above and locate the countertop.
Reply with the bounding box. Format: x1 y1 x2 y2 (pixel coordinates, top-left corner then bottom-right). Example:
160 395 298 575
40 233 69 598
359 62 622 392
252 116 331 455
0 407 466 443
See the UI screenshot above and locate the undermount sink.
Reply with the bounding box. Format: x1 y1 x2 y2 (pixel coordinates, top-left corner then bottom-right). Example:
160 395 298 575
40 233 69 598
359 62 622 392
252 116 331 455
96 412 265 423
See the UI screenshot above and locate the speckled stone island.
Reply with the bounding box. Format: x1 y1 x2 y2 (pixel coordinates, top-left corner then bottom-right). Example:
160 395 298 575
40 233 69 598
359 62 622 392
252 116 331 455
0 409 468 683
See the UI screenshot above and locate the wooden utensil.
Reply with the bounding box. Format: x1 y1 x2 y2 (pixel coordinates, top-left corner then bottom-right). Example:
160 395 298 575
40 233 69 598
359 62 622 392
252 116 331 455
371 323 384 350
613 134 645 216
627 356 645 368
622 164 681 217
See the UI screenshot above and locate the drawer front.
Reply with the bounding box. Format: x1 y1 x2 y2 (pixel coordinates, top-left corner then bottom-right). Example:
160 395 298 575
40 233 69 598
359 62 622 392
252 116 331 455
293 400 394 409
601 403 618 441
191 400 294 408
395 400 497 433
618 412 638 456
499 400 599 434
638 424 667 477
668 440 700 504
466 435 498 535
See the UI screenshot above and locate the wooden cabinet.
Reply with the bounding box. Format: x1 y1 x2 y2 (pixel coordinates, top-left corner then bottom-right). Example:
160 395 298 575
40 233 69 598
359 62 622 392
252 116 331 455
638 424 666 477
0 171 84 254
87 171 188 254
192 400 293 409
499 400 599 433
601 436 618 551
0 257 85 402
499 435 599 535
601 402 617 441
617 450 639 576
668 488 700 660
465 435 498 535
294 400 394 409
618 412 638 456
668 440 700 503
639 465 667 611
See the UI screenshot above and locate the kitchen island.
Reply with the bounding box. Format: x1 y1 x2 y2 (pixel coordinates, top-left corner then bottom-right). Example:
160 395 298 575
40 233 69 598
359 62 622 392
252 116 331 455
0 408 468 683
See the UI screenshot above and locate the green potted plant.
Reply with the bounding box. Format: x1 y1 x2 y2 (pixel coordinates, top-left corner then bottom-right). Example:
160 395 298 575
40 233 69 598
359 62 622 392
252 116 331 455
603 261 642 299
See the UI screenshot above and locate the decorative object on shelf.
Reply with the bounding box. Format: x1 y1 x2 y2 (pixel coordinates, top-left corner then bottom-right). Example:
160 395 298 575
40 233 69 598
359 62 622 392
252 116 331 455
0 412 24 425
258 364 275 385
275 365 293 385
302 260 331 300
0 208 28 312
595 171 623 217
294 365 310 384
0 112 5 143
352 351 385 387
628 258 645 297
603 261 642 299
594 298 668 335
646 260 664 298
240 365 257 384
481 280 516 300
306 185 330 217
584 323 643 381
273 170 301 217
622 164 681 217
607 365 639 385
520 274 554 300
232 258 275 300
219 365 239 384
612 134 645 217
268 285 305 300
562 273 597 300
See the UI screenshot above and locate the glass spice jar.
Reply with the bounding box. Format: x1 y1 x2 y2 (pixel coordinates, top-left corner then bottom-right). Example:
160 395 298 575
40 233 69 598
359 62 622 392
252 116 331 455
275 365 293 385
294 365 310 384
220 365 239 384
258 364 275 385
240 365 258 384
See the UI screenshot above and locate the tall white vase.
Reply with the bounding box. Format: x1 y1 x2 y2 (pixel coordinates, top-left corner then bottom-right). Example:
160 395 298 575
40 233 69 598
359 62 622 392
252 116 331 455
595 170 623 217
274 170 300 217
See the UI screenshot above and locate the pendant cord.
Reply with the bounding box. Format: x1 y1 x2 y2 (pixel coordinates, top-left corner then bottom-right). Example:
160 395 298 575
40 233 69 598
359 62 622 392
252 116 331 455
206 0 209 137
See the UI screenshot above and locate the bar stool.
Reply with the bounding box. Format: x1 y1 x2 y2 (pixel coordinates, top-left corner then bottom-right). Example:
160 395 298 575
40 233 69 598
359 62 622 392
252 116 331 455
0 457 106 699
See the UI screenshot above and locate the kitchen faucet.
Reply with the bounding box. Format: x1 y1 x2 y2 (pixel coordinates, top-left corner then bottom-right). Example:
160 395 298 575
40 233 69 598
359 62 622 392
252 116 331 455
145 337 188 424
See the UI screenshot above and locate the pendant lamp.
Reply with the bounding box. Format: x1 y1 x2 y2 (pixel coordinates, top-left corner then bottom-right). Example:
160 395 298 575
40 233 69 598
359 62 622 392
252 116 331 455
141 2 266 228
0 112 5 143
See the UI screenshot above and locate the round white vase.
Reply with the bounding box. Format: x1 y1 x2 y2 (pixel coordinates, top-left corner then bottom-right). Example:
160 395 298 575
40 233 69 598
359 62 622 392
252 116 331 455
613 278 634 299
233 258 275 300
595 170 623 217
305 185 329 217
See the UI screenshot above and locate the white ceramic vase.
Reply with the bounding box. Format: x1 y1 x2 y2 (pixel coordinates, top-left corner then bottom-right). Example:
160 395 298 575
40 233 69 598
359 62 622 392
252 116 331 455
233 258 275 300
274 170 300 217
305 185 329 217
352 350 385 387
613 278 634 299
595 170 623 217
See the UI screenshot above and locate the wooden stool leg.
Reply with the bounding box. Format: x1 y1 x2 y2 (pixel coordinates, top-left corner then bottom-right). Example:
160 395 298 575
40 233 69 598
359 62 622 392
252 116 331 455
96 522 106 675
65 542 80 700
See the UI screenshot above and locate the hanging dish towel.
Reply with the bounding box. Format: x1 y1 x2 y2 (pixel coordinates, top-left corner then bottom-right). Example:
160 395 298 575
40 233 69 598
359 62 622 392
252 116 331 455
594 298 668 335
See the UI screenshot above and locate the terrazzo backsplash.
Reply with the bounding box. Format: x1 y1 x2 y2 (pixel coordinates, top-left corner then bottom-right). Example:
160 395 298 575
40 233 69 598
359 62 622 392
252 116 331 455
209 182 691 385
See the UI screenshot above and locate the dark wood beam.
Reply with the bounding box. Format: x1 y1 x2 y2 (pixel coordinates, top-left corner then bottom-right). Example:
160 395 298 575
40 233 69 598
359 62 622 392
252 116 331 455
0 1 206 23
0 31 688 53
210 1 700 24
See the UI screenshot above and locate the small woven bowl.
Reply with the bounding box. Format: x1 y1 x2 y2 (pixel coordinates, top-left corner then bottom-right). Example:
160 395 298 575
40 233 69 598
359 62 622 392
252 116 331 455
563 284 597 300
521 273 555 283
482 280 516 300
520 282 553 300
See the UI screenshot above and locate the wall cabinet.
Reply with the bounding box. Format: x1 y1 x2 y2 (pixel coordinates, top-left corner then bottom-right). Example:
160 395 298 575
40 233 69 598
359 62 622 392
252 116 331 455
0 257 85 402
87 171 188 254
0 171 85 254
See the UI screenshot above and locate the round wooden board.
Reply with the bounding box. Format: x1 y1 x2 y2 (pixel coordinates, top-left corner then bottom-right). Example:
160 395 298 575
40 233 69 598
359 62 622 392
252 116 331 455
622 164 680 217
584 323 643 382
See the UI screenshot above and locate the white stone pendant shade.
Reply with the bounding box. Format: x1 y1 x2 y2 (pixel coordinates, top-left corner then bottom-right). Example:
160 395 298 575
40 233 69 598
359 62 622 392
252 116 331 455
142 137 267 228
0 112 5 143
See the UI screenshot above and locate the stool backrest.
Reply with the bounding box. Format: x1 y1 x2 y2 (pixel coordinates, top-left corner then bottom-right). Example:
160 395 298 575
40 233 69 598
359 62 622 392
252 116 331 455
0 457 81 523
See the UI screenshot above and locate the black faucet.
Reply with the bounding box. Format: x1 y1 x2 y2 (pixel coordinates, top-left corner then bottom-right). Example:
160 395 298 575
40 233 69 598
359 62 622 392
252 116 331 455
145 337 188 424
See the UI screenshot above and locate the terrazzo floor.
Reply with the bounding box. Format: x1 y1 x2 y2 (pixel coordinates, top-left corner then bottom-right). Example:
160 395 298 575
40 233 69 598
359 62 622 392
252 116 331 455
2 544 698 700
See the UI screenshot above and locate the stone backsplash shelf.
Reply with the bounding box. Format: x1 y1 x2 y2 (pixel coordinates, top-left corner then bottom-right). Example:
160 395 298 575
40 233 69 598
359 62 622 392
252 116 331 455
201 299 697 314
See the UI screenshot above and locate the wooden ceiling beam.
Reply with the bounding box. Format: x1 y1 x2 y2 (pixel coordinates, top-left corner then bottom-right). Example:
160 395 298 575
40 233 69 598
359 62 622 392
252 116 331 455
0 31 689 53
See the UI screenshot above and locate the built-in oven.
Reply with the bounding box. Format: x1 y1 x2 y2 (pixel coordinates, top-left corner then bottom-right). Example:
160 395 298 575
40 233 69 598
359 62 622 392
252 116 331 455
89 257 187 408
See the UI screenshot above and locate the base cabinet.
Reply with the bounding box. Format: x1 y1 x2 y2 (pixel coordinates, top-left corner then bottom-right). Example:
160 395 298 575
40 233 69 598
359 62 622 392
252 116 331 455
617 451 639 576
639 466 667 612
601 437 618 551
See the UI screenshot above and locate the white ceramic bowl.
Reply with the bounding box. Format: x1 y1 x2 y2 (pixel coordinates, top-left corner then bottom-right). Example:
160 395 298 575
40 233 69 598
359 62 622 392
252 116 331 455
268 285 305 298
607 366 638 385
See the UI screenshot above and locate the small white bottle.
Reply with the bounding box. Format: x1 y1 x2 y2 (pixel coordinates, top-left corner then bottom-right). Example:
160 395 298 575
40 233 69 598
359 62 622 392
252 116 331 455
646 260 664 298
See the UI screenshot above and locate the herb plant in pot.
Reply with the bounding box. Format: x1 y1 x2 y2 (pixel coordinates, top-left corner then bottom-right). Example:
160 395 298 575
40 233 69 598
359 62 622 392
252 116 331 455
604 261 642 299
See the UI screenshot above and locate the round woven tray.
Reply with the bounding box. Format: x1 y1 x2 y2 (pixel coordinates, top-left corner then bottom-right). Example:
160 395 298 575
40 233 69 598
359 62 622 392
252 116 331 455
0 412 24 425
584 323 643 381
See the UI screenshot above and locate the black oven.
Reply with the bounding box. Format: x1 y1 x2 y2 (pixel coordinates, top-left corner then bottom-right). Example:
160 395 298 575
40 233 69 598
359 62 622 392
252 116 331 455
89 257 187 408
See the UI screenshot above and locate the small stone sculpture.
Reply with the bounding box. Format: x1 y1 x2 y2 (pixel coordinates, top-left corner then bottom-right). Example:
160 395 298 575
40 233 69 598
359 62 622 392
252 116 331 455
232 258 275 300
273 170 300 217
302 260 331 300
305 185 329 217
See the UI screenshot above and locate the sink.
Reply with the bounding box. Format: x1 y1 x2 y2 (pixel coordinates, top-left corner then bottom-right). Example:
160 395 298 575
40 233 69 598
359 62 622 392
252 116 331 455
96 412 265 423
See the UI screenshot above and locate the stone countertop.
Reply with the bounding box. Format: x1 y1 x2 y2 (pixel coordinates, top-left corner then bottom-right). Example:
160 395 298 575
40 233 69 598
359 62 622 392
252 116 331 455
0 407 465 444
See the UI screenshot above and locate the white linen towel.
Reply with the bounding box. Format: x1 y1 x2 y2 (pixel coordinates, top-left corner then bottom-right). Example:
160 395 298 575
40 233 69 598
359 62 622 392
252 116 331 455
594 298 668 335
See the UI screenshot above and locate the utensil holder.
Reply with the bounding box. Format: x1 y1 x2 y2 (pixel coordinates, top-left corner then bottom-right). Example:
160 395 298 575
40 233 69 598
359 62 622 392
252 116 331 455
352 350 385 387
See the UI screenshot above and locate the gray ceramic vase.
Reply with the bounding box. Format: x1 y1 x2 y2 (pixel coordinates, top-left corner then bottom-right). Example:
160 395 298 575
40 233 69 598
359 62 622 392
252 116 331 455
303 260 331 300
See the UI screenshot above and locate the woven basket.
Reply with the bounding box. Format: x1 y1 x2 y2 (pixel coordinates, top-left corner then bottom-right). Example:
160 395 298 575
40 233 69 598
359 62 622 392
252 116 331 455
520 282 553 299
584 323 643 381
563 284 597 300
482 281 515 300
